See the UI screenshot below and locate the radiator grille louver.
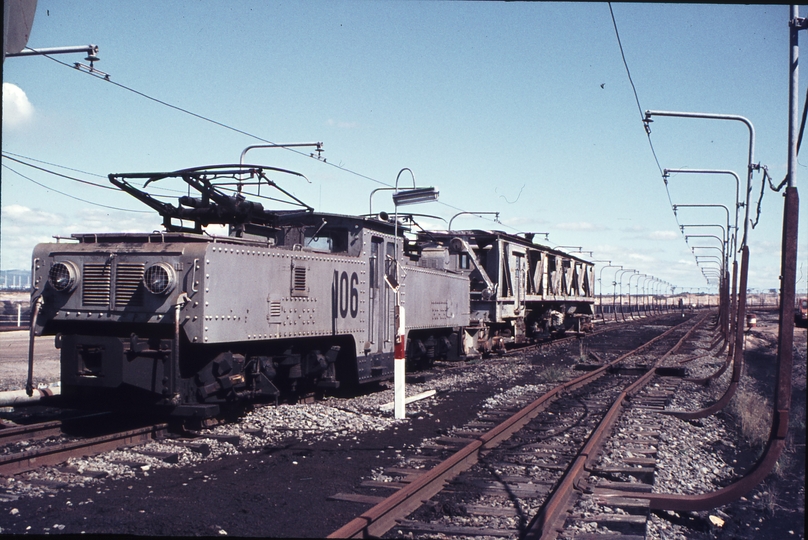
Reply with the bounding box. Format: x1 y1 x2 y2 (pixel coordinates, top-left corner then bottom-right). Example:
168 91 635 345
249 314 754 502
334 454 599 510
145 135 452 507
115 263 145 307
82 263 111 306
81 261 146 307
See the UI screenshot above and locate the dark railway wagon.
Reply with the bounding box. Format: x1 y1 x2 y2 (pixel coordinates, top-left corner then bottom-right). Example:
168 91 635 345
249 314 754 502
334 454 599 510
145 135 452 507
415 229 595 354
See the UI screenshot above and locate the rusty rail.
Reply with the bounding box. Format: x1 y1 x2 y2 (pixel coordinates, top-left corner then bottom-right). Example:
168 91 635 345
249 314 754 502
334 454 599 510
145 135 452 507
663 246 749 420
523 311 709 539
0 420 65 445
328 315 702 539
0 423 168 475
0 413 112 445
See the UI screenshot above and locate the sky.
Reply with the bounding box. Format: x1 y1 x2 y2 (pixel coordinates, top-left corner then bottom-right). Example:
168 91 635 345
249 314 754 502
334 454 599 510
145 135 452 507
2 1 807 297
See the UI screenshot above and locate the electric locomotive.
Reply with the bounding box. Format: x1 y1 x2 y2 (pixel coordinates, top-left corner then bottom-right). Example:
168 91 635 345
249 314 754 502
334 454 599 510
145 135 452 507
28 165 469 419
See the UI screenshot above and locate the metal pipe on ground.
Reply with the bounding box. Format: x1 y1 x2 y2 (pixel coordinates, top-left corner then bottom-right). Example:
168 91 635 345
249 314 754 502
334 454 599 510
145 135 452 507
0 385 61 407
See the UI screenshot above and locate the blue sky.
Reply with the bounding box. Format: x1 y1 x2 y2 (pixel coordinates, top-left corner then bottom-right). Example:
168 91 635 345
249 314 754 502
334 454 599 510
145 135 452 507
2 1 807 296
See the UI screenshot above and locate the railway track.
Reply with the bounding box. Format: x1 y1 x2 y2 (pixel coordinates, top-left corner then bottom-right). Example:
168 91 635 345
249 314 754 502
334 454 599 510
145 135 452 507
327 311 710 539
0 415 168 476
0 314 646 482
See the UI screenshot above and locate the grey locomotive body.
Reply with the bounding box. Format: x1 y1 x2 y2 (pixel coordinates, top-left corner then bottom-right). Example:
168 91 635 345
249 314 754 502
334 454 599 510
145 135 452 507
415 230 595 353
29 166 469 418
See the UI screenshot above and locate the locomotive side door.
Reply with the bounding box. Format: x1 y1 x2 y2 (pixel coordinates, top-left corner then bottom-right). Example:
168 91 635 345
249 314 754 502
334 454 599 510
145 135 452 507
383 241 396 351
367 237 394 353
368 238 380 347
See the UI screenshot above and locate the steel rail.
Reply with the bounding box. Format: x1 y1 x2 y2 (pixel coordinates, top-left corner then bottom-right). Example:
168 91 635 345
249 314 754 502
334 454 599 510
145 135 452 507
662 245 749 420
523 311 710 539
685 353 732 385
0 412 114 445
328 315 700 539
0 420 65 445
0 423 168 476
608 200 798 512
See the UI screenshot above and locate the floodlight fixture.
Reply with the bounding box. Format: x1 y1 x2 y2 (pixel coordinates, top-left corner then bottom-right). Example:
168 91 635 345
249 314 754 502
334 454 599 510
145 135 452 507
393 187 439 206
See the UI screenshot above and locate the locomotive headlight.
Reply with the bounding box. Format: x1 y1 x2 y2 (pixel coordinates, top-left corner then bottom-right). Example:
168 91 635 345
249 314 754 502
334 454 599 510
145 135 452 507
143 263 176 295
48 261 79 292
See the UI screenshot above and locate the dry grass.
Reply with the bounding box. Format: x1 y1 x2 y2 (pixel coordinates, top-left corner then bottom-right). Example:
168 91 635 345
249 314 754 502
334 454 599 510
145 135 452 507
770 451 792 480
540 366 568 383
758 484 781 516
728 384 772 449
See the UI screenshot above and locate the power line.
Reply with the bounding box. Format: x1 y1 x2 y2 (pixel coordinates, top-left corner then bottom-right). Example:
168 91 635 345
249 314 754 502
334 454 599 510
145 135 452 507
607 3 664 177
33 48 392 189
2 153 117 190
608 3 643 123
22 49 542 238
2 164 151 213
2 151 107 178
608 3 699 284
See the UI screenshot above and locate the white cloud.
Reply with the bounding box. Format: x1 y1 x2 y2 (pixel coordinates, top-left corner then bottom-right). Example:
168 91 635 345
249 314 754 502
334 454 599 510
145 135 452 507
621 225 646 233
501 216 548 228
648 230 679 240
628 252 656 262
2 83 34 129
2 204 61 226
1 205 161 271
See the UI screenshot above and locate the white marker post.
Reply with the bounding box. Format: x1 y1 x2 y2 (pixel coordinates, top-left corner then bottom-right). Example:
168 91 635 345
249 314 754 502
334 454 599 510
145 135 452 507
390 169 439 421
394 304 406 419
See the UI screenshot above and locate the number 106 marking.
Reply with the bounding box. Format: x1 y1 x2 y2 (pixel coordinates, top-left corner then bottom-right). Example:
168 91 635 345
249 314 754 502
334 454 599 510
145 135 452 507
334 271 359 318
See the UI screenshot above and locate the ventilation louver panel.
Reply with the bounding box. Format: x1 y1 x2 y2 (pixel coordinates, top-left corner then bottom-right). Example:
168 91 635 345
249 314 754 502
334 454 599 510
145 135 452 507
82 263 111 306
292 266 307 296
115 262 145 307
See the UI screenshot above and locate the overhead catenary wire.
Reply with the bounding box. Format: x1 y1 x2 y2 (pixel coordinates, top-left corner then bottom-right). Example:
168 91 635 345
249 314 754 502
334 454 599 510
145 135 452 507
2 164 151 213
17 48 512 234
608 2 701 286
750 77 808 229
2 151 107 179
2 153 118 190
608 2 664 178
33 48 391 189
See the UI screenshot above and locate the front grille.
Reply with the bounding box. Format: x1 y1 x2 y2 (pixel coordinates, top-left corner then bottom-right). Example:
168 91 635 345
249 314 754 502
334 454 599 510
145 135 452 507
82 261 146 308
82 263 111 306
115 262 145 307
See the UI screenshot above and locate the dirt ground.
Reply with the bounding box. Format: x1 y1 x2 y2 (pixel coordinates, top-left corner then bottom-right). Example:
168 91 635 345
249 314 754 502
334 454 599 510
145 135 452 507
0 330 61 392
714 308 806 539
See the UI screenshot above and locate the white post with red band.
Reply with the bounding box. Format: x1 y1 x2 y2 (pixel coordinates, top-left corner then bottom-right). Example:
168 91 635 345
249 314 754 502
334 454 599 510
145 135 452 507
394 304 406 419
